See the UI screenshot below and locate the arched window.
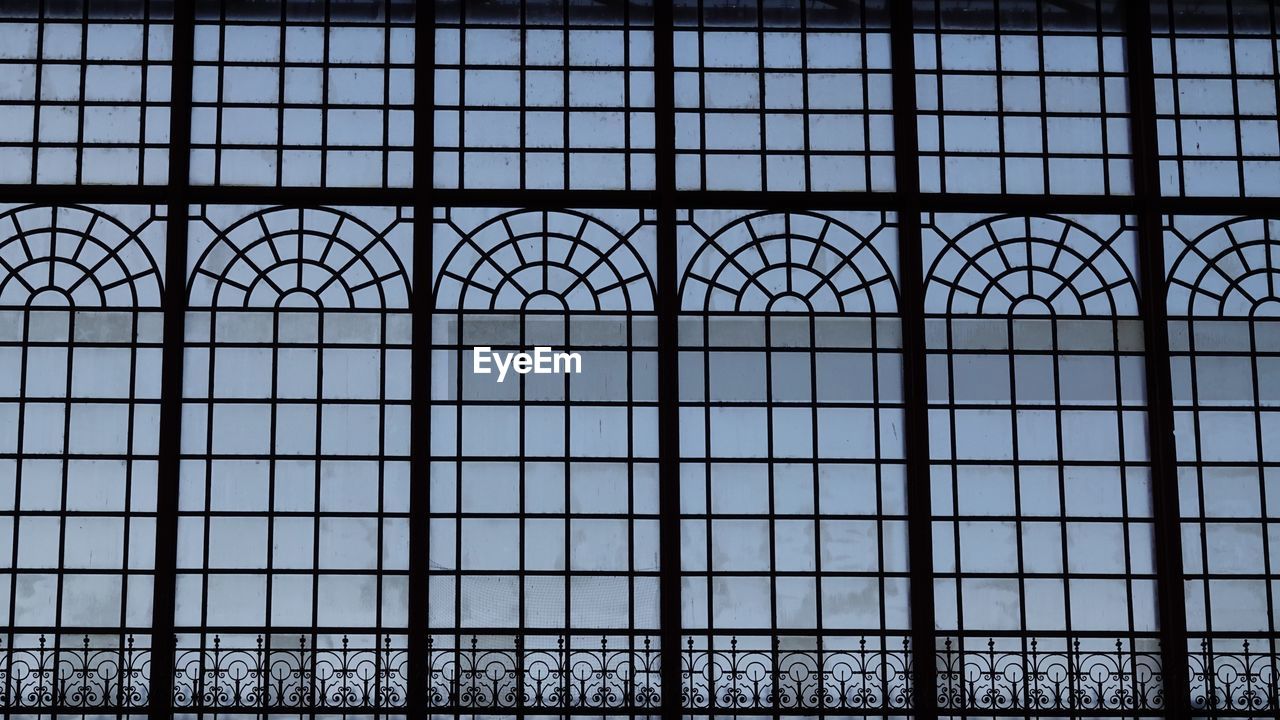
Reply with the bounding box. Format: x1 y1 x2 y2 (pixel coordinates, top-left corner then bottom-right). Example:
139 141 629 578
174 205 412 711
429 207 660 710
923 213 1160 712
677 209 909 711
1166 216 1280 704
0 204 164 709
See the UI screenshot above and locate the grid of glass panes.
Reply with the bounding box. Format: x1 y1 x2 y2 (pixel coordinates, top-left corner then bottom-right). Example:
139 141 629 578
673 0 894 192
190 0 415 187
428 208 660 703
914 0 1133 195
1165 215 1280 694
2 1 1280 718
433 1 656 190
1152 0 1280 196
923 213 1161 711
0 204 166 708
0 1 173 185
173 205 412 706
676 210 910 709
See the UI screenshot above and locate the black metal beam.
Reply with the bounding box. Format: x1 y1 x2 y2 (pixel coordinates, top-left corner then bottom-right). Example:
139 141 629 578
406 0 434 715
5 183 1277 217
1124 2 1192 718
654 0 683 715
889 1 938 718
147 0 196 716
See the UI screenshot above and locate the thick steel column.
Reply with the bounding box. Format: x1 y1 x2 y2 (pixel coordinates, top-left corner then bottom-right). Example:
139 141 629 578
148 0 196 716
888 2 939 718
407 0 435 714
654 0 683 715
1124 2 1191 716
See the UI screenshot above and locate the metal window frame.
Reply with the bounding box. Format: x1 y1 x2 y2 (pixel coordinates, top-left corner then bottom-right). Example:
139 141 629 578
0 1 1269 717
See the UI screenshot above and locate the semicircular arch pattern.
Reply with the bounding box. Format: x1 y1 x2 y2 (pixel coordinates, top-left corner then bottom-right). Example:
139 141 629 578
1167 216 1280 317
433 208 656 311
923 213 1140 316
0 204 164 308
188 206 412 309
678 210 899 313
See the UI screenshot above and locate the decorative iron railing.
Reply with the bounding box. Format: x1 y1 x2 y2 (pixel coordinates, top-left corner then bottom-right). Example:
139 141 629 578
0 635 150 709
1189 639 1280 714
682 636 913 711
424 635 661 709
936 637 1165 712
172 635 407 710
4 633 1279 715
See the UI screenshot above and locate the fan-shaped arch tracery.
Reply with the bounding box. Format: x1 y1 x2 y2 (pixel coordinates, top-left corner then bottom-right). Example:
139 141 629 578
1167 217 1280 317
923 214 1140 316
433 209 656 311
0 204 163 308
678 211 899 313
188 206 411 309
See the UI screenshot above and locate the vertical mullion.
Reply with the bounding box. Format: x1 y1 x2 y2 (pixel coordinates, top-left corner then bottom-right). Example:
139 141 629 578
654 0 681 716
887 2 937 719
1123 1 1190 717
407 0 434 714
149 0 195 716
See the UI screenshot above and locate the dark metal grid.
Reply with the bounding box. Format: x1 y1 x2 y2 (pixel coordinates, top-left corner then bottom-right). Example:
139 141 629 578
189 0 415 188
1166 214 1280 715
921 213 1163 717
672 0 895 192
1152 0 1280 197
0 0 1276 718
1127 2 1193 716
426 207 662 714
169 205 413 713
0 1 174 186
913 0 1134 196
0 204 166 712
433 0 657 191
674 209 911 714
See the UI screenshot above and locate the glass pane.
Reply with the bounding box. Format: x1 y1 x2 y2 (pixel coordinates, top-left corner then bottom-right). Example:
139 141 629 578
0 1 173 184
923 212 1161 714
0 203 165 709
190 0 416 187
1165 214 1280 711
429 207 661 710
914 0 1133 194
1153 0 1280 196
434 1 657 190
174 204 413 711
674 0 895 191
677 209 910 713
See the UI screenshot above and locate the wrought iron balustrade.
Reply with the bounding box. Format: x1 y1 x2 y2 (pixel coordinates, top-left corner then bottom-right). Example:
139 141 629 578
171 634 407 711
4 633 1279 715
936 637 1165 713
682 636 914 711
0 635 150 710
424 635 661 710
1189 639 1280 714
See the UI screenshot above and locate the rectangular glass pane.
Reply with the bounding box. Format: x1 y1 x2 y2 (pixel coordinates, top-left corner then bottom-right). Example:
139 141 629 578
915 0 1133 194
0 1 172 184
434 2 657 190
190 0 416 187
674 1 895 191
1153 0 1280 196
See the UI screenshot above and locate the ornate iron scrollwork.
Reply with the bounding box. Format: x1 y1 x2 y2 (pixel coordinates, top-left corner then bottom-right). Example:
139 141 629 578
0 635 150 709
936 638 1164 712
171 635 407 711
